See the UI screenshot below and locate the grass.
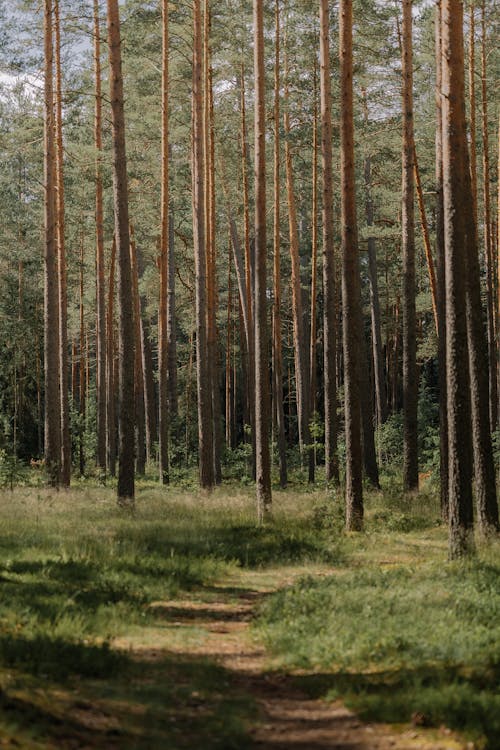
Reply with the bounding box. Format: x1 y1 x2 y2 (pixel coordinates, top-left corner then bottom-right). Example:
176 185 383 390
0 479 497 747
257 483 500 749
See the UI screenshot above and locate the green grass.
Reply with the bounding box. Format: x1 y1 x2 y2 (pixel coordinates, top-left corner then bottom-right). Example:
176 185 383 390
257 486 500 749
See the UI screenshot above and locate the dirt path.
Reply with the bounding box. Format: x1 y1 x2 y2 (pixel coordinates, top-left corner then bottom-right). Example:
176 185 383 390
119 568 466 750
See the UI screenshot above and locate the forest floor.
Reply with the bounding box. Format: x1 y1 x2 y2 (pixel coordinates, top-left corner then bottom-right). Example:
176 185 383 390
0 480 497 749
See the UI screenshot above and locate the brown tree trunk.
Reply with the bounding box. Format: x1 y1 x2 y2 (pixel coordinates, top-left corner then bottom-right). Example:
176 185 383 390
106 0 135 502
158 0 170 484
43 0 61 487
106 237 117 477
401 0 418 492
435 0 448 520
54 0 70 487
142 318 157 465
320 0 338 484
441 0 474 558
192 0 214 489
414 146 439 335
272 0 287 488
79 237 85 477
309 59 318 471
254 0 272 521
284 43 313 483
340 0 363 530
94 0 107 475
167 210 177 418
480 1 497 430
130 226 146 476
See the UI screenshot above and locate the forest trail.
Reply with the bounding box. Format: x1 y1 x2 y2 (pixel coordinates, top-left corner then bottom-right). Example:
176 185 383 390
115 566 465 750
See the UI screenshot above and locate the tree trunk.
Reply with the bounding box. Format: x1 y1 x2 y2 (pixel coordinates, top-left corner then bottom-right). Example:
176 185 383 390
340 0 363 530
54 0 70 487
414 146 439 335
254 0 272 521
284 45 313 483
272 0 287 488
94 0 107 475
106 237 117 477
79 237 85 477
401 0 418 492
158 0 170 484
320 0 338 484
106 0 135 502
130 227 146 476
441 0 474 558
192 0 214 489
435 0 448 520
43 0 61 487
142 318 157 465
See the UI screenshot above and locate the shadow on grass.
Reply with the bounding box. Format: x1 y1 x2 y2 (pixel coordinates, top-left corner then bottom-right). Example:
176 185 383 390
0 647 256 750
291 664 500 748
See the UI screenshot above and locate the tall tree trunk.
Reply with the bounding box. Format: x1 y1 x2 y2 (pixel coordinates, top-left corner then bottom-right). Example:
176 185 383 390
43 0 61 487
226 251 233 449
54 0 70 486
414 146 439 335
106 237 117 477
158 0 170 484
106 0 135 503
320 0 338 484
435 0 448 520
130 227 146 476
441 0 474 558
254 0 272 521
167 210 177 418
94 0 107 475
272 0 287 488
310 60 318 425
284 42 313 483
79 236 86 477
192 0 214 489
340 0 363 530
401 0 418 491
142 318 157 465
480 1 497 430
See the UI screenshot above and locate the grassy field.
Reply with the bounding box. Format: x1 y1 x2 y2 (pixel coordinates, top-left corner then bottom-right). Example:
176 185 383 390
0 478 497 748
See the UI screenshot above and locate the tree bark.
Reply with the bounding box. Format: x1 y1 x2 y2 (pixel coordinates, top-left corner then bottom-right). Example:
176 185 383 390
340 0 363 530
320 0 338 484
401 0 418 492
94 0 107 475
192 0 214 489
106 237 117 477
441 0 474 558
130 227 146 476
254 0 272 521
272 0 287 488
43 0 61 487
106 0 135 502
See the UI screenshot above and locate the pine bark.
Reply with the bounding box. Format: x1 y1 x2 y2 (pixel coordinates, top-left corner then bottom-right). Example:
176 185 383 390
254 0 272 521
130 227 146 476
43 0 61 487
106 0 135 502
320 0 338 484
401 0 418 491
94 0 107 475
158 0 170 484
340 0 363 530
192 0 214 489
272 0 287 488
54 0 70 486
106 237 117 476
441 0 474 558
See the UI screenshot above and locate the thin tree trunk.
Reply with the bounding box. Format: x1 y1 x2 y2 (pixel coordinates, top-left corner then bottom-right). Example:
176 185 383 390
226 250 233 448
106 237 117 477
480 1 497 430
94 0 107 474
272 0 287 488
435 0 448 520
283 40 313 482
340 0 363 530
79 237 85 477
54 0 70 487
43 0 61 487
158 0 170 484
254 0 272 520
106 0 135 502
401 0 418 491
192 0 214 489
142 318 157 465
441 0 474 558
414 145 439 335
130 226 146 476
320 0 338 484
167 209 177 418
310 59 318 465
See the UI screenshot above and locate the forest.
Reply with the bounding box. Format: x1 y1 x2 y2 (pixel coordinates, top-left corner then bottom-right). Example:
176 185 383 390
0 0 498 747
